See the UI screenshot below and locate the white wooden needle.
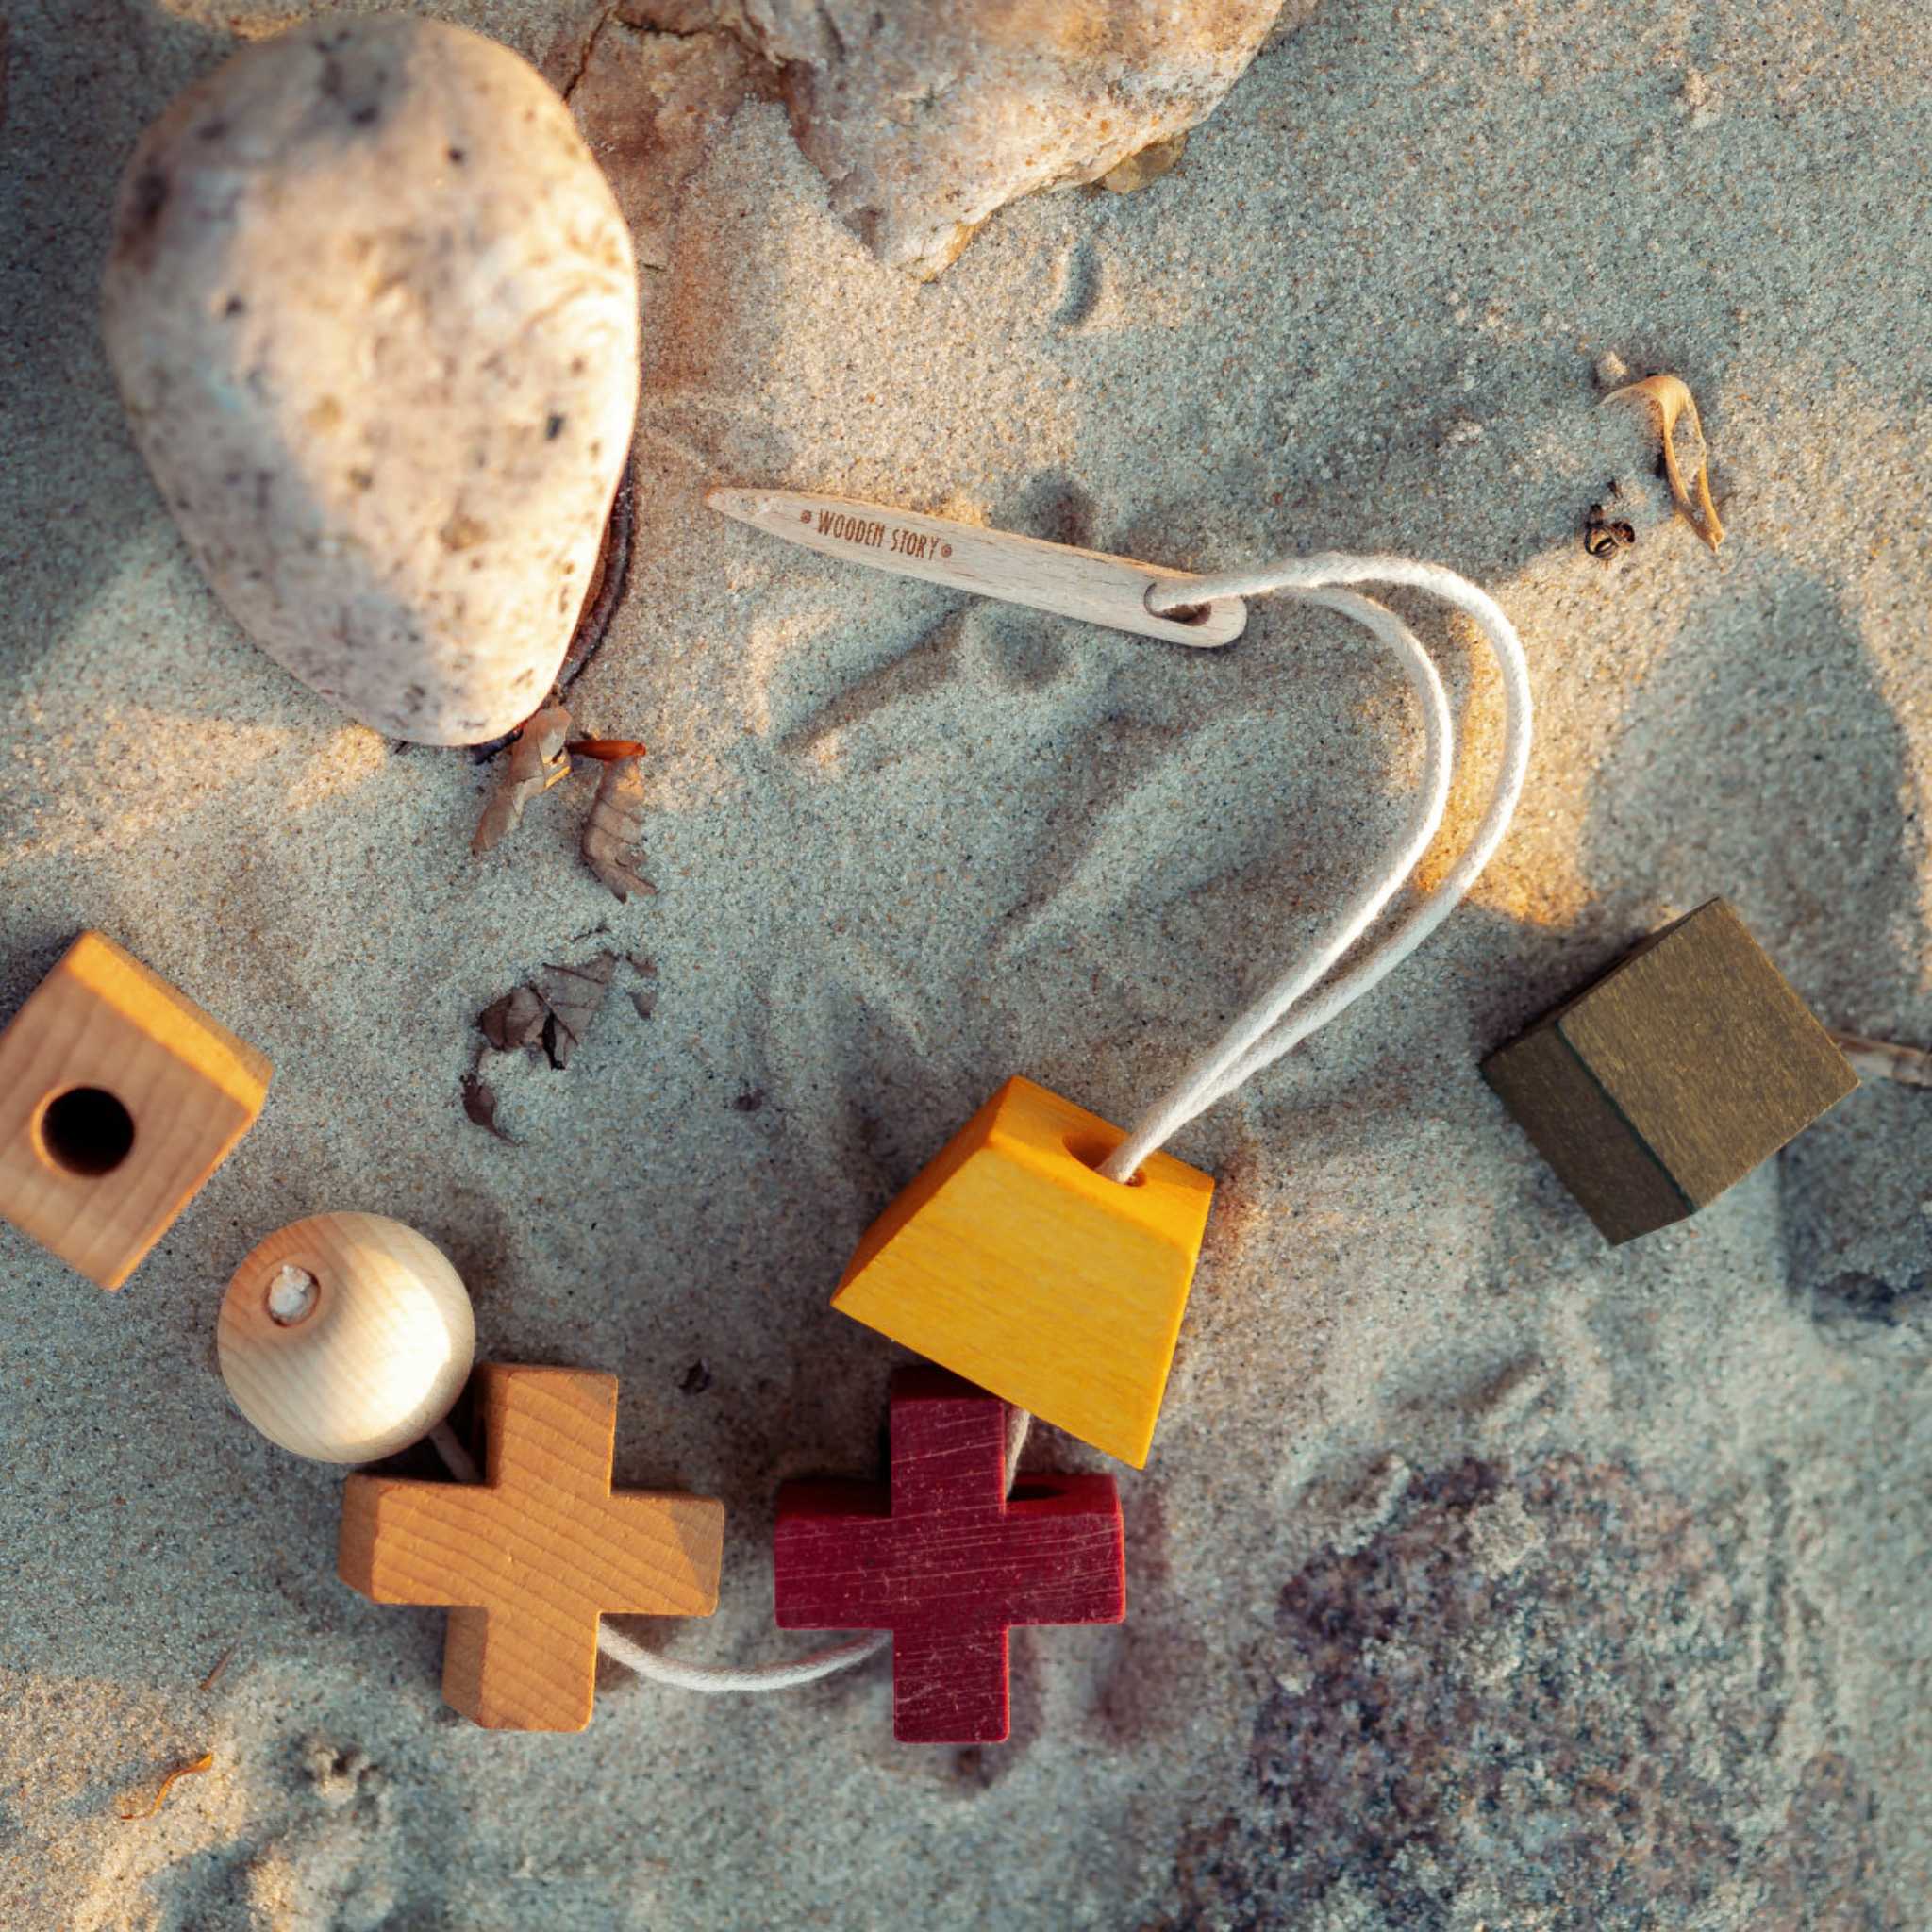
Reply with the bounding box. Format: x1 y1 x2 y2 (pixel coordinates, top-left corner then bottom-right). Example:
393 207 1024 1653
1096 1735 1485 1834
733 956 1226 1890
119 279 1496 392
707 487 1247 647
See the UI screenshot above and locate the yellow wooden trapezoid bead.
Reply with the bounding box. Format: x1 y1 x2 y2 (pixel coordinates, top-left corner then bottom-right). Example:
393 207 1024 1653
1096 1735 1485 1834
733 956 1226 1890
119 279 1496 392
830 1075 1214 1468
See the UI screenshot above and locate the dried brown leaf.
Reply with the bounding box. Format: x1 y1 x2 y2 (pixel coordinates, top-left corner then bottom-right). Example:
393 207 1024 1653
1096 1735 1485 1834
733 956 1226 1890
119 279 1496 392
582 755 656 902
471 706 573 856
119 1752 214 1822
478 985 547 1054
538 952 618 1068
460 1071 515 1141
1604 375 1724 550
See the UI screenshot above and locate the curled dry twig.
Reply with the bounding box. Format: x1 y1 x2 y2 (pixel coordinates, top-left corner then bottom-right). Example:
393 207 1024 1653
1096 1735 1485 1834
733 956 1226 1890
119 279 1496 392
119 1752 215 1822
471 706 573 855
1604 375 1724 550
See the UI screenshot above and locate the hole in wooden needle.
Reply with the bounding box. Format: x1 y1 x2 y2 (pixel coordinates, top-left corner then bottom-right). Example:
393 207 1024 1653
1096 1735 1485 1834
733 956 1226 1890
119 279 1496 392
1144 584 1211 626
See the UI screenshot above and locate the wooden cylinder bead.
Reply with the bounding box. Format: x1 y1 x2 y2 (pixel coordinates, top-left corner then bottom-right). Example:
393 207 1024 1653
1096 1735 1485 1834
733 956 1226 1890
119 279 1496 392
218 1212 475 1463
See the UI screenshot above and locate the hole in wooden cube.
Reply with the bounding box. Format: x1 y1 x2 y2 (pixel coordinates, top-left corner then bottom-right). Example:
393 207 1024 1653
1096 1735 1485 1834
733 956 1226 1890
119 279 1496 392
1483 898 1857 1245
37 1086 137 1177
0 932 271 1289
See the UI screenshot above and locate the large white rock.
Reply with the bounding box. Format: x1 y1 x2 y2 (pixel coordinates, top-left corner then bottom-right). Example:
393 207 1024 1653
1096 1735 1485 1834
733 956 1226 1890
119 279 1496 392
101 17 641 744
709 0 1297 278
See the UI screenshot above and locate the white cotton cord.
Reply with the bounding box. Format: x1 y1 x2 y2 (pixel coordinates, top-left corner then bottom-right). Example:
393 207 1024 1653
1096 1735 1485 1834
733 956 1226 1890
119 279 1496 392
1102 553 1532 1183
425 1406 1034 1697
428 1420 480 1482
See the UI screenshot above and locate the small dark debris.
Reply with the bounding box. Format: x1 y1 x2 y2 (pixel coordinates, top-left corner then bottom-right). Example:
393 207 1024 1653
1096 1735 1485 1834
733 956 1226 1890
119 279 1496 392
678 1361 713 1395
1583 498 1637 561
732 1088 766 1114
630 990 658 1021
546 413 567 441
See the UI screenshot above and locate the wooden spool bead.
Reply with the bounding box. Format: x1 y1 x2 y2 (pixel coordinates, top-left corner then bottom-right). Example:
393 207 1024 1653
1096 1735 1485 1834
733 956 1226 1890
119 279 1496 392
218 1213 475 1463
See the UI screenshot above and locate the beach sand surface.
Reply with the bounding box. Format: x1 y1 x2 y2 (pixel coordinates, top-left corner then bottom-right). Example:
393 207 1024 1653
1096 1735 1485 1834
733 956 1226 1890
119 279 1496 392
0 1 1927 1925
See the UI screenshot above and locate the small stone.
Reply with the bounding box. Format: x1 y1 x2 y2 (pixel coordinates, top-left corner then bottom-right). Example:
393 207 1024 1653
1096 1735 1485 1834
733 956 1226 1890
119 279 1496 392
1464 1489 1543 1578
1592 348 1632 390
101 19 640 744
723 0 1302 278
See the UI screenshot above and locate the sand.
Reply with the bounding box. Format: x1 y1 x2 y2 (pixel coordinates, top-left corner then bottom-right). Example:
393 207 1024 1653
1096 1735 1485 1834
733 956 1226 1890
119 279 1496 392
1 1 1928 1925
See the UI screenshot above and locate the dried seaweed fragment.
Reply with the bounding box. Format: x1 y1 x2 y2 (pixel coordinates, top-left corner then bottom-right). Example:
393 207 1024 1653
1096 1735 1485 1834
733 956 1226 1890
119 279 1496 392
471 705 572 856
536 952 618 1067
1828 1028 1932 1089
1605 375 1724 550
582 755 656 902
119 1752 214 1822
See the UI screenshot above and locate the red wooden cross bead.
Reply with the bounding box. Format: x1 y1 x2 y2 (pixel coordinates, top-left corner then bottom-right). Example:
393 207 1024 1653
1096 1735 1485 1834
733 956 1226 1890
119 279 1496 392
773 1366 1125 1743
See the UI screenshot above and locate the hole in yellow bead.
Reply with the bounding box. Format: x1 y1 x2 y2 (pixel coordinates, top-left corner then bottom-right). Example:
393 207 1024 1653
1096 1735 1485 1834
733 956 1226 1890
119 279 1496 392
1063 1132 1147 1187
37 1087 136 1177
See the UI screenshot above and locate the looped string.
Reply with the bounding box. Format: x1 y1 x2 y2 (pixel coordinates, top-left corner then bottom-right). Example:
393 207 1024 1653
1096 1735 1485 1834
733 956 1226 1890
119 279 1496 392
427 549 1528 1700
426 1407 1031 1694
1102 552 1533 1183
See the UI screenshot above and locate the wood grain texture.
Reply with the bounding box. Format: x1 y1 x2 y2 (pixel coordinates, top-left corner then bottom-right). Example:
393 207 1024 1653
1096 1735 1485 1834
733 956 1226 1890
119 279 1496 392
218 1213 475 1463
831 1076 1214 1467
774 1367 1124 1744
707 487 1249 646
1484 898 1857 1244
0 931 270 1289
339 1363 724 1732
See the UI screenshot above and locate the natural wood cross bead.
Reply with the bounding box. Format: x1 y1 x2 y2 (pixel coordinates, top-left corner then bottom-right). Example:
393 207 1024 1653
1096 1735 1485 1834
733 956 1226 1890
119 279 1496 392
0 931 270 1289
1484 897 1857 1244
830 1076 1214 1468
339 1363 724 1732
774 1367 1125 1744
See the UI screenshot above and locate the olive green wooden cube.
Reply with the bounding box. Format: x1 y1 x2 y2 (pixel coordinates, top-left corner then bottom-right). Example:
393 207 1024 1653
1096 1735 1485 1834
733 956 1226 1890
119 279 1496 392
1483 898 1857 1245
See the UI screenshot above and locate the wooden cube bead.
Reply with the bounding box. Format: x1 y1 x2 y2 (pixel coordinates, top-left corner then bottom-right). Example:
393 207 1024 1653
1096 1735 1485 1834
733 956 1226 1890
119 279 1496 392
830 1076 1214 1468
218 1213 475 1462
0 932 271 1289
1483 898 1857 1244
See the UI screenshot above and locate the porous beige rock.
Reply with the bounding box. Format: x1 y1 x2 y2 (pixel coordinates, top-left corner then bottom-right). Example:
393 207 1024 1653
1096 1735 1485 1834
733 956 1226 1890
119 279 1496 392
101 17 641 744
627 0 1296 278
